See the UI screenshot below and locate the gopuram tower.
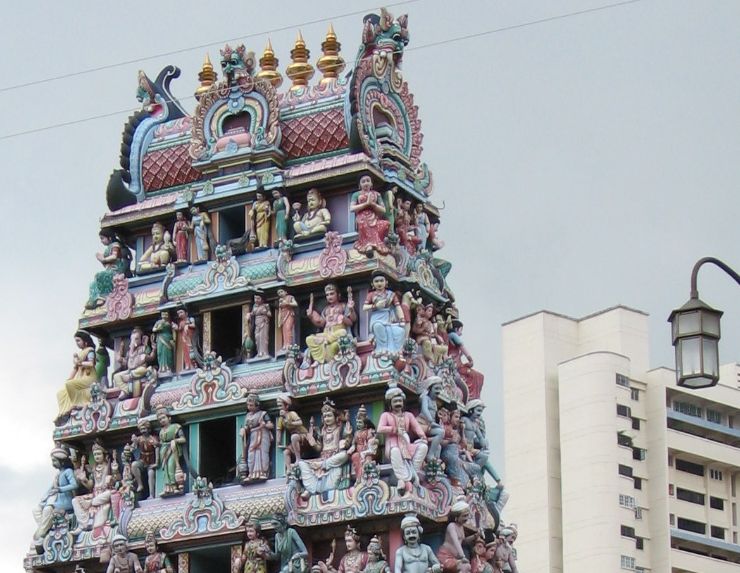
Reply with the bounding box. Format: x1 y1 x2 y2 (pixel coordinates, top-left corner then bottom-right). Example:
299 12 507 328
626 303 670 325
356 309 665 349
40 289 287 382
25 9 516 573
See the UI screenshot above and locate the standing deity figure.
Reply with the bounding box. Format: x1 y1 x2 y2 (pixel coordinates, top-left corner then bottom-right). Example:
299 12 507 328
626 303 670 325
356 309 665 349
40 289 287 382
174 306 199 371
272 188 290 246
172 211 190 263
130 419 159 499
86 228 130 309
144 530 174 573
362 536 390 573
271 513 308 573
416 376 445 461
447 319 474 367
438 500 477 573
470 536 494 573
248 291 272 358
351 175 390 256
363 272 405 355
250 191 272 249
157 407 187 496
138 222 174 272
318 525 368 573
438 407 477 488
113 327 150 399
189 205 212 262
56 330 98 421
276 394 309 472
348 405 378 483
238 520 271 573
297 399 352 498
240 393 273 483
462 400 503 487
394 514 442 573
412 303 448 365
153 311 176 374
394 198 420 255
377 387 428 495
493 528 517 573
33 447 78 547
413 204 430 252
292 188 331 240
277 288 298 350
71 442 114 535
106 534 144 573
305 283 356 364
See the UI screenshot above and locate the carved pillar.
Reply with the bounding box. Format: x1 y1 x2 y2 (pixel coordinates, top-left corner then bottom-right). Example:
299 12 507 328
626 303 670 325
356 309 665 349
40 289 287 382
178 552 190 573
202 311 212 354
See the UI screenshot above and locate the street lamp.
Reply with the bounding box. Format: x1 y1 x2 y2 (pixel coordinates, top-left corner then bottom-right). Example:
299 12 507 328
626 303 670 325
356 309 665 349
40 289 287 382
668 257 739 389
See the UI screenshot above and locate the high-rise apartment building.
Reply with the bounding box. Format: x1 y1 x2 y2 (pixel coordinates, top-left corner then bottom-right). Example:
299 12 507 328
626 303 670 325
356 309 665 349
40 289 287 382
502 305 739 573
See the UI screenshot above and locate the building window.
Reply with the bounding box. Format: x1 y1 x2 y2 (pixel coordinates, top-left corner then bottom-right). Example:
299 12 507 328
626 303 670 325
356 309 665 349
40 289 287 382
710 497 724 511
617 404 631 418
621 525 636 538
630 388 640 401
675 458 704 476
619 494 636 509
620 555 636 570
198 416 238 487
706 409 722 424
676 517 706 535
635 537 644 550
635 506 643 520
710 526 725 540
616 373 630 387
632 447 646 461
709 469 723 481
676 488 705 506
619 464 633 478
634 477 642 490
618 433 633 447
631 417 641 430
673 400 702 418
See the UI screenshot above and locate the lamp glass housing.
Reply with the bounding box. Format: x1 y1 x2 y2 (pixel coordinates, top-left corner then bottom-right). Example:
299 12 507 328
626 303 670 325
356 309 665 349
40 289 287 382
668 298 722 389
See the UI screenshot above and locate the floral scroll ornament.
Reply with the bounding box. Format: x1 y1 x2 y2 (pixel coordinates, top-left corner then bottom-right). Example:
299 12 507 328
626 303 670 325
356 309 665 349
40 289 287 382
173 352 245 409
106 274 135 321
318 231 347 278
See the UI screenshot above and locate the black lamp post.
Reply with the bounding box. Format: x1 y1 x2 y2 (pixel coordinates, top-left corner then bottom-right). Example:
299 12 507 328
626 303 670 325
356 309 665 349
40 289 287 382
668 257 739 389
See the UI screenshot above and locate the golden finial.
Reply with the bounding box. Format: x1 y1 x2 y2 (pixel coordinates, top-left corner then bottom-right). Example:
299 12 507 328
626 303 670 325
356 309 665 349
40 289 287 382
256 39 283 88
317 24 345 84
285 31 315 90
195 53 217 100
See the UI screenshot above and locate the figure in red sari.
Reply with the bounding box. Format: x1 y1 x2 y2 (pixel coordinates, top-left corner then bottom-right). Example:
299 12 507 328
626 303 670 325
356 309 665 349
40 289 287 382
351 175 390 255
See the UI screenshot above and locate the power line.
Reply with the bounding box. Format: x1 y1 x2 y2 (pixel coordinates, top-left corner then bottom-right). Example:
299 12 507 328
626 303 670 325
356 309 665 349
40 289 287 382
0 0 643 142
0 0 421 94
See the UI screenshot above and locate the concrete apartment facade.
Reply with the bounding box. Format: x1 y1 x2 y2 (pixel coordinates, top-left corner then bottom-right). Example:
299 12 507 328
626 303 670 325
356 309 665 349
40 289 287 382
502 306 739 573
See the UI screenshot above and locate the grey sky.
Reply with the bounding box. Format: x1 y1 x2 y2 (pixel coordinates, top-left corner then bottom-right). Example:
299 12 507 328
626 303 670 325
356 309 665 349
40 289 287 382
1 1 739 570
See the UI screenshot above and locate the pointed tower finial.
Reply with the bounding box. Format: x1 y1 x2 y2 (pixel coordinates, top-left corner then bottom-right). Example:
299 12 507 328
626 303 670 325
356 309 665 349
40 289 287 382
256 38 283 88
285 30 315 90
317 23 345 84
195 53 218 100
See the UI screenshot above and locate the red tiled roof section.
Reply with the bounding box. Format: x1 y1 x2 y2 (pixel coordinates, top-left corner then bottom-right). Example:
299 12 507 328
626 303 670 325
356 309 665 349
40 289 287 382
281 107 349 160
142 143 201 192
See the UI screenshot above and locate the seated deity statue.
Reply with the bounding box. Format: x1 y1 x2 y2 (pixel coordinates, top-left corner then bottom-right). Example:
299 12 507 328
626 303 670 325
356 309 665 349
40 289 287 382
363 272 406 355
137 222 175 273
318 525 368 573
32 447 78 548
71 442 116 536
86 228 131 309
56 330 99 423
305 283 356 365
416 376 445 461
292 188 331 240
112 327 154 399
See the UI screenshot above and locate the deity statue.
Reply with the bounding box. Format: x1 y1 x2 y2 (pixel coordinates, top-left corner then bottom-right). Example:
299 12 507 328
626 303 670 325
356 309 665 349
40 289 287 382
174 306 199 371
412 303 448 365
156 407 187 496
138 222 175 273
56 330 98 422
272 188 290 246
394 514 441 573
86 228 131 309
32 447 78 548
131 419 159 499
461 401 503 486
413 204 430 252
305 283 356 364
277 288 298 350
437 499 477 573
189 205 212 262
152 311 176 374
276 394 309 472
270 513 308 573
347 405 378 483
377 387 428 495
297 399 352 498
416 376 444 461
237 520 271 573
394 198 420 255
96 338 112 387
470 536 495 573
438 407 476 488
106 534 143 573
350 175 390 256
292 188 331 240
362 536 390 573
239 393 273 483
71 442 114 535
144 530 174 573
318 525 368 573
112 327 152 399
447 319 483 399
250 191 272 249
172 211 190 263
492 528 517 573
363 272 405 355
248 291 272 358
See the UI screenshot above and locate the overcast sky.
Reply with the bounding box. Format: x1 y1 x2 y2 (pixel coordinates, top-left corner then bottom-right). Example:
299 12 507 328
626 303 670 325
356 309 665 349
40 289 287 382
1 1 739 570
